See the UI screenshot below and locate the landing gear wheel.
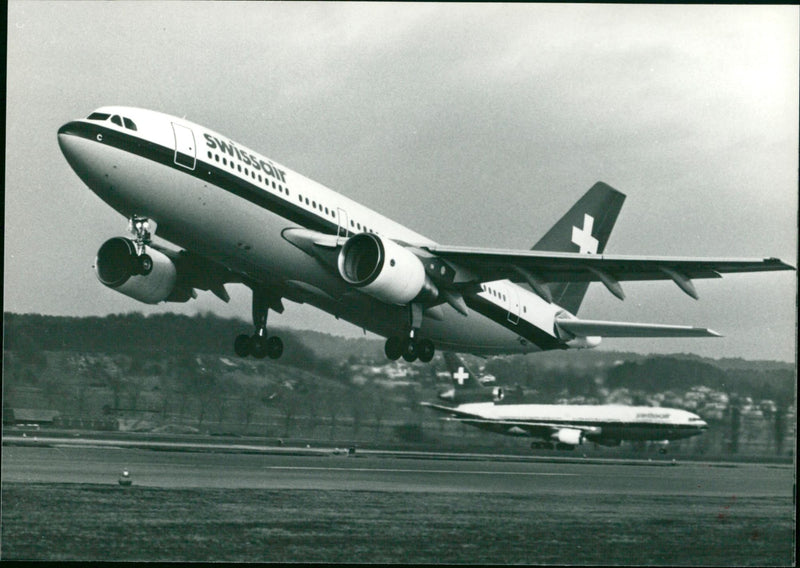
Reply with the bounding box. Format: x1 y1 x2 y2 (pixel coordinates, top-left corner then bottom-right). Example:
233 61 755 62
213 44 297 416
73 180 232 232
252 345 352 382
137 254 153 276
234 334 252 357
385 336 403 361
267 336 283 359
250 335 268 359
417 339 435 363
402 340 418 362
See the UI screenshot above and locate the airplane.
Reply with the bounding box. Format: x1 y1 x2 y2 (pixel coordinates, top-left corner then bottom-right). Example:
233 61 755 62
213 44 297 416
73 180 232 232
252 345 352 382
57 106 794 363
423 352 709 450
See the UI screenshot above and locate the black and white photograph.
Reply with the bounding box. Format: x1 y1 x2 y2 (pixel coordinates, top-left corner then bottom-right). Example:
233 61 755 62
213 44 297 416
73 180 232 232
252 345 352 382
3 2 796 564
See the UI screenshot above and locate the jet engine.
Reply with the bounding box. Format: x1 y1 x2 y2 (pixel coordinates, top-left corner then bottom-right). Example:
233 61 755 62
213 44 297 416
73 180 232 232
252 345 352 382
337 233 438 305
552 428 584 446
94 237 194 304
492 387 505 402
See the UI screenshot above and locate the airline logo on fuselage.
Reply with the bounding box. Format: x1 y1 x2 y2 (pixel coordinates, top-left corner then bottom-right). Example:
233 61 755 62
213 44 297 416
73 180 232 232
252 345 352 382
203 133 287 184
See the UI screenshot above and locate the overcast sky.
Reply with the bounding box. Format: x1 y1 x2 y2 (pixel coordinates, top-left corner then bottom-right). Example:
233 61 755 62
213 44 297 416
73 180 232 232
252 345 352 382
5 2 798 361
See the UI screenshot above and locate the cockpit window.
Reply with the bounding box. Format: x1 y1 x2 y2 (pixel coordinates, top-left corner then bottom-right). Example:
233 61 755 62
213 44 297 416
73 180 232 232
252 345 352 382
123 117 137 131
87 112 110 121
111 115 123 126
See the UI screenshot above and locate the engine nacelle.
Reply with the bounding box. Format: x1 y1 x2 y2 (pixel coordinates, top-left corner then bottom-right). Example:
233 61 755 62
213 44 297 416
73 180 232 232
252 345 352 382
551 428 584 446
337 233 438 305
492 387 505 402
94 237 193 304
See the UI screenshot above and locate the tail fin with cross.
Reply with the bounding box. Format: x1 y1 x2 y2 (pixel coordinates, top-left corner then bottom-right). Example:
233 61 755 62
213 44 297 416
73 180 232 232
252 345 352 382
531 182 626 314
442 352 485 392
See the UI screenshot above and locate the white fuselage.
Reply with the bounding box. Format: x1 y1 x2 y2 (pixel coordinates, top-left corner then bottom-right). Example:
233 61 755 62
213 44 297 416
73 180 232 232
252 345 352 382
57 106 579 354
455 401 708 442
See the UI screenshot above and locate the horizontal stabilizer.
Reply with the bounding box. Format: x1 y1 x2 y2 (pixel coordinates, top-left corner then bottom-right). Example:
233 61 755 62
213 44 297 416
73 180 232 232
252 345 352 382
555 318 721 338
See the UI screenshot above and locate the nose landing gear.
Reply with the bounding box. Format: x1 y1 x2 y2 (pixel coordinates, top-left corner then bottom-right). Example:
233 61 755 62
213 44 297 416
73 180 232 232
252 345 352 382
235 288 284 359
128 215 155 275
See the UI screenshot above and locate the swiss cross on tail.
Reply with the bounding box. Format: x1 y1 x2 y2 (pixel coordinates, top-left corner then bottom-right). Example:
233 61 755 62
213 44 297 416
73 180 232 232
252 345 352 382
453 367 469 385
572 214 599 254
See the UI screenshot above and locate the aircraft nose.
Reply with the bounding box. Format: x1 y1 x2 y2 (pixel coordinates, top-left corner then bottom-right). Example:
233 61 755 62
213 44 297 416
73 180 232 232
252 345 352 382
57 120 102 189
57 121 82 160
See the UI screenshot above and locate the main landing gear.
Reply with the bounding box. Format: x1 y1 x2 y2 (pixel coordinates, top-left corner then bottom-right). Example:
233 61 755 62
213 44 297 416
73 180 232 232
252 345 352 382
234 288 284 359
384 303 435 363
128 215 154 275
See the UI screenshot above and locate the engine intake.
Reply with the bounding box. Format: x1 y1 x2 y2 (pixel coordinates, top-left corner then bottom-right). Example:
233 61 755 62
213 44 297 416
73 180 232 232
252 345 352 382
95 237 193 304
337 233 438 305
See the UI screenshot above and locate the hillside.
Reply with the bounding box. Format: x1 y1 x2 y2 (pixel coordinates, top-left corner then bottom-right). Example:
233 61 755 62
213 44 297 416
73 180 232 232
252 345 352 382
3 312 795 457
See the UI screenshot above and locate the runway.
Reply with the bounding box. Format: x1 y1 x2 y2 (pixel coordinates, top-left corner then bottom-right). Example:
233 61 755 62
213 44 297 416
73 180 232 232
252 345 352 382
2 437 792 497
2 436 794 564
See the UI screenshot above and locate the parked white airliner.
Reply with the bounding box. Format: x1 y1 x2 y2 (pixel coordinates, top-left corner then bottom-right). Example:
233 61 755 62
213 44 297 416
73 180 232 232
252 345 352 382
423 352 708 449
57 107 794 362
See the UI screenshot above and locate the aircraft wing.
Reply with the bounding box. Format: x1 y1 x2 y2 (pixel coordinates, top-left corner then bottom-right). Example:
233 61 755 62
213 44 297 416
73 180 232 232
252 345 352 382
422 245 794 300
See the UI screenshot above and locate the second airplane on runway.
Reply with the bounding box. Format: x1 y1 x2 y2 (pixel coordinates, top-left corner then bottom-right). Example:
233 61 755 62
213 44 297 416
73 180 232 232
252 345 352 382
423 353 708 450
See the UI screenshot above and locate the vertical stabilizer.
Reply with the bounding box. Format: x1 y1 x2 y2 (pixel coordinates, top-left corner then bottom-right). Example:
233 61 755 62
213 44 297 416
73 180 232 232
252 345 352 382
531 182 625 314
441 352 504 404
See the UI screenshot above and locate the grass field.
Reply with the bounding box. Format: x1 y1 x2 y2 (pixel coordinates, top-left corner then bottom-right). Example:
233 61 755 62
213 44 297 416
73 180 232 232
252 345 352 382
1 482 793 564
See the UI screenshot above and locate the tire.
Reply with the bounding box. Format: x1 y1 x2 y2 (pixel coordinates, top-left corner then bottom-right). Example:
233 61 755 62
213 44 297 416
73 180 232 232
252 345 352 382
402 340 418 362
137 254 153 276
384 336 403 360
234 334 252 357
417 339 435 363
250 335 268 359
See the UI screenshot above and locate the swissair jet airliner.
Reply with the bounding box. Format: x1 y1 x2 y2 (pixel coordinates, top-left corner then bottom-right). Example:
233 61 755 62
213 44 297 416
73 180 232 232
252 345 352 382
57 107 794 362
423 352 708 450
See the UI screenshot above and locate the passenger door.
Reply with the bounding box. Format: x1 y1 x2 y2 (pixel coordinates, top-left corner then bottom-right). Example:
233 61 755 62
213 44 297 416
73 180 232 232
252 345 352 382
172 123 196 170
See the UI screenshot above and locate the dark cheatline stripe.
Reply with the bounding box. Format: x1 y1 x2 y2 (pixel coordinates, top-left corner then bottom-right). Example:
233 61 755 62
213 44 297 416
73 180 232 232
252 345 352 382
58 121 346 237
463 293 567 352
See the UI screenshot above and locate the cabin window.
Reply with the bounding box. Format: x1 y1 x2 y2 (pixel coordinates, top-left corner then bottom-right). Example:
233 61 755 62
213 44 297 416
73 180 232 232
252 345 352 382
285 188 290 196
87 112 110 121
110 115 123 126
123 117 137 131
215 155 219 162
223 158 227 166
